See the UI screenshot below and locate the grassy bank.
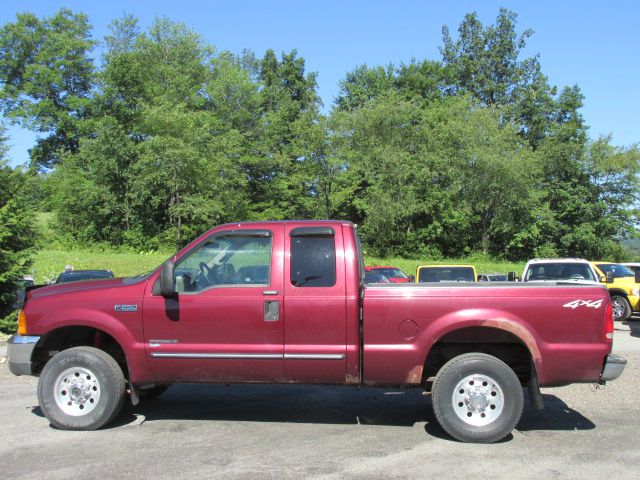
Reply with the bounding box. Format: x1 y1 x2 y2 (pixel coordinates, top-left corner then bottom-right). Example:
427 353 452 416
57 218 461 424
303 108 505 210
29 249 171 284
27 249 524 284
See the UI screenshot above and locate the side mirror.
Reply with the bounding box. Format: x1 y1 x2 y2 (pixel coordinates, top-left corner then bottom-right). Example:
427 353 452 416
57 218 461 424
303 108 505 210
635 271 640 284
507 272 517 282
606 271 614 284
408 275 415 282
159 260 176 297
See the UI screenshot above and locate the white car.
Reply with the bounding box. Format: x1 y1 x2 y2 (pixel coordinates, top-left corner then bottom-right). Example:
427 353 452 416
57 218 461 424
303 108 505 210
622 263 640 275
521 258 600 284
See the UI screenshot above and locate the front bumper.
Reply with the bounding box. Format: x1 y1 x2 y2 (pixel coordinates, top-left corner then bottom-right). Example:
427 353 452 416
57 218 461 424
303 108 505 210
7 335 40 376
600 354 627 382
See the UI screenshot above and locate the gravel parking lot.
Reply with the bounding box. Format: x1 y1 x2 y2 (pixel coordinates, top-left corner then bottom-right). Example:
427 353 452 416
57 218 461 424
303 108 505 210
1 321 638 480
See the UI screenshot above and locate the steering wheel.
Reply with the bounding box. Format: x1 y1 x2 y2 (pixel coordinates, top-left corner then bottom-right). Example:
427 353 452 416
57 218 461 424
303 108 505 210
455 277 469 282
199 262 216 284
569 274 585 280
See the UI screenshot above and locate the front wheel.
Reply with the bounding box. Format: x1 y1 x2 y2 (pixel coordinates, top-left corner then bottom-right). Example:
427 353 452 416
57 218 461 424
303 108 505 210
431 353 524 443
37 346 125 430
611 295 631 321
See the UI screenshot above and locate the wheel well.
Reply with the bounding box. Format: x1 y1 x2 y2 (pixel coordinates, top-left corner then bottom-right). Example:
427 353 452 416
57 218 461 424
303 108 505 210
422 327 533 390
608 290 628 299
32 326 128 378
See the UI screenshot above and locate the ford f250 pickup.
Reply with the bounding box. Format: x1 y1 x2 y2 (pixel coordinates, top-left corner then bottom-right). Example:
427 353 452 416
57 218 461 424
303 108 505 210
7 221 627 443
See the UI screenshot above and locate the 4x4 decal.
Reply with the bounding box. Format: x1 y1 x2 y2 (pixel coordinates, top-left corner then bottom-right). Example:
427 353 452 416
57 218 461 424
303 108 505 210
563 299 603 309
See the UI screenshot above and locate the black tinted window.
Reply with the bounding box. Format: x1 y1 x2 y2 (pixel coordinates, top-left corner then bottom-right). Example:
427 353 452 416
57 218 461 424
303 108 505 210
290 234 336 287
418 267 475 282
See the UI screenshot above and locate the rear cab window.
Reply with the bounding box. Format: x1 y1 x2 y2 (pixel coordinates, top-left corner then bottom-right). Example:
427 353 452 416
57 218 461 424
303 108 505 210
290 227 336 287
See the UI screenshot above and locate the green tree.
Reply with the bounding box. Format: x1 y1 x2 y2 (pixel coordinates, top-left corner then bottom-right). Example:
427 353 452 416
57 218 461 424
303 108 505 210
0 9 96 169
52 17 255 249
441 8 538 108
335 60 449 112
0 125 36 332
335 64 395 111
248 49 323 220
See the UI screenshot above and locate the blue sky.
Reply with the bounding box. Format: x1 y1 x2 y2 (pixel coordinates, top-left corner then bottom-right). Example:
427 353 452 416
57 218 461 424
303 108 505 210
1 0 639 166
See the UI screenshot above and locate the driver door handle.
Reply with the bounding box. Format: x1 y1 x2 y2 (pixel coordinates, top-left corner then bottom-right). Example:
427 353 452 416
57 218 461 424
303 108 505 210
262 290 278 296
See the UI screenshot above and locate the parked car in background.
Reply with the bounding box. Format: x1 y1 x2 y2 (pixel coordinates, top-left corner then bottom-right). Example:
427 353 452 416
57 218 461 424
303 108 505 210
521 259 638 321
477 273 509 282
54 269 115 284
365 266 414 283
622 263 640 274
591 262 640 321
416 264 477 283
522 259 599 283
364 270 391 284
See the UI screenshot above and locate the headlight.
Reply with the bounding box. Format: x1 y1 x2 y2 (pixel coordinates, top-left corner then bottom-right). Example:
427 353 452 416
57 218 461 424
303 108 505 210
631 288 640 297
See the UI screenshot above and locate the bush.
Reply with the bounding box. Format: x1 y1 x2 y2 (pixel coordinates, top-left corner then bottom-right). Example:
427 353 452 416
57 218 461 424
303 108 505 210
0 164 36 333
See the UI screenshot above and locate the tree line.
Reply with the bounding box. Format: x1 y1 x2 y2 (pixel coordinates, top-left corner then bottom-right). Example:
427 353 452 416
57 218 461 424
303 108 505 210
0 7 638 265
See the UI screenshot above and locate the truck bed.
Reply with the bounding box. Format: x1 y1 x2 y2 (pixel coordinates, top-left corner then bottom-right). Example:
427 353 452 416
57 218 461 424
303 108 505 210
362 282 611 387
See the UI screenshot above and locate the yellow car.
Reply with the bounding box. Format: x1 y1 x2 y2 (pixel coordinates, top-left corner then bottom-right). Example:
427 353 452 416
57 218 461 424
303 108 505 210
416 264 477 283
591 262 640 321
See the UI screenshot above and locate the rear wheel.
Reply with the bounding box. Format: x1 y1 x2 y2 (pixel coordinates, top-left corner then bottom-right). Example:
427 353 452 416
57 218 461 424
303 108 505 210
37 346 125 430
611 295 631 321
431 353 524 443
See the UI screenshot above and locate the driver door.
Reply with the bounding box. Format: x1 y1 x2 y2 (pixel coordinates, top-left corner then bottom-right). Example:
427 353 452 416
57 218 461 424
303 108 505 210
143 225 284 382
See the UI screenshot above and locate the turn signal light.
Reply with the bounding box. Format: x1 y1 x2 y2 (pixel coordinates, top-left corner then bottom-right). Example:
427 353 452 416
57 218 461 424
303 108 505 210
604 303 613 341
17 310 27 336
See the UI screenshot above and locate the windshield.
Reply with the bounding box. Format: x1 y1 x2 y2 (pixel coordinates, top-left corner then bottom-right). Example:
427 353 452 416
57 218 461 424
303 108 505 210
596 263 635 278
524 263 597 282
487 274 508 281
56 271 114 284
372 268 408 279
418 266 475 282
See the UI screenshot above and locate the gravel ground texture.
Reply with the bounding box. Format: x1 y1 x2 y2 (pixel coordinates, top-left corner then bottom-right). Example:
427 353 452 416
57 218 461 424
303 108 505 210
0 320 638 480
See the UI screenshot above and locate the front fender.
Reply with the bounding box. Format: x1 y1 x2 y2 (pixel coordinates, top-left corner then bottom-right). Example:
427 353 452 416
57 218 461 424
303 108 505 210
33 308 156 383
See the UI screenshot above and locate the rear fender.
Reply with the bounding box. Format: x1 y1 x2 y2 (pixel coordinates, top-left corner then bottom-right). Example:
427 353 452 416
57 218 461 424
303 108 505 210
417 308 541 373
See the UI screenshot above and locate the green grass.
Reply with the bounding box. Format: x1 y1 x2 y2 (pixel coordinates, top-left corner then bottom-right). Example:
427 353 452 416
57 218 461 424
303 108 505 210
28 248 524 284
364 256 525 277
30 249 171 284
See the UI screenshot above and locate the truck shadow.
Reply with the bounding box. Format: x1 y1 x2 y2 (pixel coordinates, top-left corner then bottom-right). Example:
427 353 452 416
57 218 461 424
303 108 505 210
99 385 594 440
623 318 640 338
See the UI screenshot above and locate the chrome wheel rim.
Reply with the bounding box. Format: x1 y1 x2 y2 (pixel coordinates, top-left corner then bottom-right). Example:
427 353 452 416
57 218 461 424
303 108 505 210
612 298 625 320
452 374 504 426
54 367 101 416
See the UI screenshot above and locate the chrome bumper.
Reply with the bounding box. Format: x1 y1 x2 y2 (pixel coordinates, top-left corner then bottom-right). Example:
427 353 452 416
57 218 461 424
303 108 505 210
7 335 40 376
600 354 627 382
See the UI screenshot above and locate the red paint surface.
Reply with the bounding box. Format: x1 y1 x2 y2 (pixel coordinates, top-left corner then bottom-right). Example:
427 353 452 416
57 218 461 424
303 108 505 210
23 221 613 388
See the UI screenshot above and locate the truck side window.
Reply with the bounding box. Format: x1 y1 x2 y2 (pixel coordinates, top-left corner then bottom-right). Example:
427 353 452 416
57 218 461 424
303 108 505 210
290 229 336 288
174 231 272 293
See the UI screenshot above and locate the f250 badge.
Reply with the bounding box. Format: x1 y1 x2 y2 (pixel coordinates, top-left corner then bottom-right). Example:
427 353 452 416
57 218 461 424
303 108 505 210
114 304 138 312
562 299 603 309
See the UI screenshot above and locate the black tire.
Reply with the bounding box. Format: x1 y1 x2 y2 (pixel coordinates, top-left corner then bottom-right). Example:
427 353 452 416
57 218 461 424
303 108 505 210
431 353 524 443
611 295 631 322
37 346 126 430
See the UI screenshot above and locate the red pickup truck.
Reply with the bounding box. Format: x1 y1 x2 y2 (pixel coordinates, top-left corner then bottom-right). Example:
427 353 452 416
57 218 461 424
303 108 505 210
7 220 626 443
